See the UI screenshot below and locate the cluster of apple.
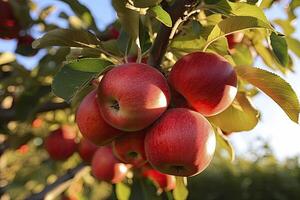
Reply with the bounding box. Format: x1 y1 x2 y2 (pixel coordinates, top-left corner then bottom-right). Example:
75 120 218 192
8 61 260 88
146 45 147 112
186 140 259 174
72 51 237 184
0 0 38 56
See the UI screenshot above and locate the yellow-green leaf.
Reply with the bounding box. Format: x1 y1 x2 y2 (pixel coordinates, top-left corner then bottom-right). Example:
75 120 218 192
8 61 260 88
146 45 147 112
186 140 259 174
173 177 188 200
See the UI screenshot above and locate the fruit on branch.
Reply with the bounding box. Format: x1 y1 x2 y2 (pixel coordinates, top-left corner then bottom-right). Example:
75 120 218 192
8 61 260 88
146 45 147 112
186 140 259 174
108 26 120 39
44 126 77 161
97 63 171 131
142 168 176 191
226 32 244 49
0 0 20 39
91 146 128 183
168 52 237 116
127 55 148 64
145 108 216 177
16 35 39 56
113 130 147 167
76 90 123 146
78 138 98 163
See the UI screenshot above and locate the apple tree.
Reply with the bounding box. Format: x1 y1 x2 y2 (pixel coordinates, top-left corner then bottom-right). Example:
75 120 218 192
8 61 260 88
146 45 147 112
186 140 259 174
0 0 300 199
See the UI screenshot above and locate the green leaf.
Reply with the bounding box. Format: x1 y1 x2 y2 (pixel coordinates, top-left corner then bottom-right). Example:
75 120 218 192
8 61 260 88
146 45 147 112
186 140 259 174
231 44 253 66
215 128 235 162
208 92 259 133
147 5 172 27
131 0 163 8
205 16 273 50
52 58 113 102
170 34 206 51
32 29 101 49
286 37 300 58
274 19 295 36
112 0 139 39
270 32 289 67
116 182 131 200
235 66 300 123
173 177 188 200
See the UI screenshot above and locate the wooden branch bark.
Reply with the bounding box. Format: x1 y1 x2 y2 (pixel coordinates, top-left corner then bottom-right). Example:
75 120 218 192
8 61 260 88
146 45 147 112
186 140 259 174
25 163 89 200
147 0 197 69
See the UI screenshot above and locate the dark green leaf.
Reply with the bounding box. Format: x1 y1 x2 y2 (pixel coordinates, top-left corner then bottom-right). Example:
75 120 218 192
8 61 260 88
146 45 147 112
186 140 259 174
270 32 289 67
131 0 163 8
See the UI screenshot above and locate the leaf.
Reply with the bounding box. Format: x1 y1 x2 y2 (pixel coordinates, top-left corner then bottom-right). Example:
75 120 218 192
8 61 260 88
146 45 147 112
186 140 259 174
270 32 289 67
116 182 131 200
286 37 300 57
208 92 259 133
112 0 140 39
215 128 235 162
231 44 254 66
147 5 172 27
170 34 206 51
32 29 101 49
131 0 163 8
52 58 113 102
205 16 273 50
173 177 188 200
235 66 300 123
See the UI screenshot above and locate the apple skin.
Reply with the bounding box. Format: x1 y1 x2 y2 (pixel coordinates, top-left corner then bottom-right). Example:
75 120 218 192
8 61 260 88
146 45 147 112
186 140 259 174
44 126 77 161
97 63 171 131
78 138 98 163
168 52 237 116
226 33 244 49
76 90 124 146
91 146 128 183
127 56 148 64
0 1 20 40
145 108 216 177
112 130 147 167
16 35 39 56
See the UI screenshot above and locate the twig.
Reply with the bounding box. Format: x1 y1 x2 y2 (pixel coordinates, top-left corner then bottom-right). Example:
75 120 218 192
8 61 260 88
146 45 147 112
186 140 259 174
147 0 197 69
25 163 89 200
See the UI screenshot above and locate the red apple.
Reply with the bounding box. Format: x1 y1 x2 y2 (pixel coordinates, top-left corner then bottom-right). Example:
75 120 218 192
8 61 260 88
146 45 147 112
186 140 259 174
0 1 20 39
16 35 39 56
142 168 176 191
127 56 148 64
44 126 77 161
91 146 128 183
226 32 244 49
168 52 237 116
76 90 123 146
78 138 98 163
112 130 147 167
97 63 171 131
108 26 120 39
145 108 216 177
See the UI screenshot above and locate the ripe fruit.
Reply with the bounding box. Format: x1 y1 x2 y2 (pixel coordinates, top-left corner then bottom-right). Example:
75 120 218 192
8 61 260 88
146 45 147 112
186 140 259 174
145 108 216 177
97 63 171 131
113 131 147 167
44 126 77 161
78 138 98 163
108 26 119 39
127 56 147 64
0 1 20 39
226 33 244 49
16 35 39 56
76 90 123 146
168 52 237 116
91 146 128 183
142 169 176 191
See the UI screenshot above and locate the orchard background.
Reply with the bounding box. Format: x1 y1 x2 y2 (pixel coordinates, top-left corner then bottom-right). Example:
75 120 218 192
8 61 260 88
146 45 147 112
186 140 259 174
1 0 300 199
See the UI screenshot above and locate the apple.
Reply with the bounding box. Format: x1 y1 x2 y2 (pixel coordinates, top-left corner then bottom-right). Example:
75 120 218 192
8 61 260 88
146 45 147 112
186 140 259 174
97 63 171 131
127 55 148 64
0 1 20 40
145 108 216 177
226 32 244 49
168 52 237 116
16 35 39 56
78 138 98 163
142 168 176 191
76 90 123 146
112 130 147 167
108 26 119 39
44 126 77 161
91 146 128 183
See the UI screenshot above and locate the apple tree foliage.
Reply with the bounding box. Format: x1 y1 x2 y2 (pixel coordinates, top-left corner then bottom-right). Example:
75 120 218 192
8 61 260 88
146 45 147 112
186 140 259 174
0 0 300 199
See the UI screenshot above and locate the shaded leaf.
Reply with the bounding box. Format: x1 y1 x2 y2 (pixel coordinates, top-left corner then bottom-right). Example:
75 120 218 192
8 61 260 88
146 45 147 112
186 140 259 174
148 5 172 27
215 128 235 162
270 32 289 67
131 0 163 8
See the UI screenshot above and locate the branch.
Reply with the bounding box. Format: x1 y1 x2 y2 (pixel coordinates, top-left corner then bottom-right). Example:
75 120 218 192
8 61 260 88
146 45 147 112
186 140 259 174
147 0 197 68
0 102 69 123
25 163 89 200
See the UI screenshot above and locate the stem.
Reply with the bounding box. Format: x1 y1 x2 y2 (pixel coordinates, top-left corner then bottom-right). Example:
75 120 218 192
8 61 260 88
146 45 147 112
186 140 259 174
25 163 89 200
147 0 197 69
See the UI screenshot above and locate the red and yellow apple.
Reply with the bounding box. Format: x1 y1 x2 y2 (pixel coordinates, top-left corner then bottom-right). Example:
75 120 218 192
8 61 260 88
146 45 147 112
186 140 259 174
145 108 216 177
168 52 237 116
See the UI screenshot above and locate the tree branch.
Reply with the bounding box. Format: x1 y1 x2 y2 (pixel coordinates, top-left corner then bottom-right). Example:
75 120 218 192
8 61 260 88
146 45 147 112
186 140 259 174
0 102 70 123
147 0 197 69
25 163 89 200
